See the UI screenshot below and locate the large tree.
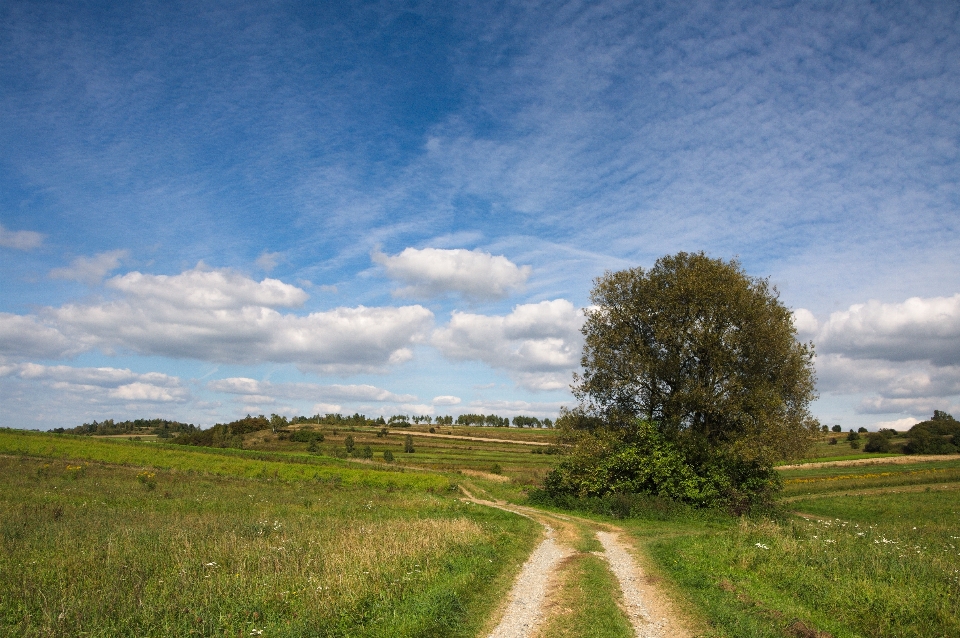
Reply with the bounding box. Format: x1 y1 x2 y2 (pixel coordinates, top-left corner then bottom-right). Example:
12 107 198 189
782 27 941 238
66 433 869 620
546 252 819 509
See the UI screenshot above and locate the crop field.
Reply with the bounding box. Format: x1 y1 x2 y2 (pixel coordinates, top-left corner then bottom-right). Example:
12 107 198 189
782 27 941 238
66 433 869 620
0 432 540 637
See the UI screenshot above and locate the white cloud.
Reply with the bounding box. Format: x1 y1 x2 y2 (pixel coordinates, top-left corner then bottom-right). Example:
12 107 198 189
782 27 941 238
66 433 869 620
256 251 282 272
0 223 44 250
808 294 960 420
42 265 432 371
432 299 583 391
870 417 921 431
8 363 189 403
312 402 343 414
49 250 128 285
207 377 417 403
817 294 960 365
0 313 79 360
792 308 819 339
373 247 531 300
107 264 308 309
432 395 461 406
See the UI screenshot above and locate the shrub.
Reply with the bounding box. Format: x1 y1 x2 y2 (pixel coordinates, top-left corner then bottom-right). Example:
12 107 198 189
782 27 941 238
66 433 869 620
289 429 324 443
832 424 842 433
136 471 157 491
403 435 414 453
359 445 373 459
903 428 958 455
864 432 892 453
344 435 355 454
828 437 838 445
383 450 394 462
490 464 502 475
542 420 781 513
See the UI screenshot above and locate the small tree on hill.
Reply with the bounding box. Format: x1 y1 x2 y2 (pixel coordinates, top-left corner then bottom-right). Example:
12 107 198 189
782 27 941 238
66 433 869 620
403 435 415 453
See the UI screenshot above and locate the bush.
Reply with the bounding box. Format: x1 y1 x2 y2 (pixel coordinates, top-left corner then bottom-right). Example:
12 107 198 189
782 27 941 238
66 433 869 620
403 435 414 453
358 445 373 459
903 428 958 455
542 420 781 513
864 433 892 453
383 450 394 462
858 426 868 433
289 429 324 443
832 425 842 433
828 437 838 445
344 435 355 454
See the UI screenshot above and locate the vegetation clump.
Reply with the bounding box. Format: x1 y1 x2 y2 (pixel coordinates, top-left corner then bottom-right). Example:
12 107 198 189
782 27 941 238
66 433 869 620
903 411 960 455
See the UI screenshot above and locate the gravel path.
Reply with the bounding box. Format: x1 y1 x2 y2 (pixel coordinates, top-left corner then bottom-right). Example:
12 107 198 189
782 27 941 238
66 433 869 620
486 525 570 638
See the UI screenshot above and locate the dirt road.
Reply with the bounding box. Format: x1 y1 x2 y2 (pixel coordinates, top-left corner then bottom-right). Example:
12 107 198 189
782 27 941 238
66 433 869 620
461 489 693 638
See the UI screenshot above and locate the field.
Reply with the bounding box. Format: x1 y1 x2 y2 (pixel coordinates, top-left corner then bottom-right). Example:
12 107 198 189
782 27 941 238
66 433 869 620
627 458 960 637
3 424 960 637
0 431 540 637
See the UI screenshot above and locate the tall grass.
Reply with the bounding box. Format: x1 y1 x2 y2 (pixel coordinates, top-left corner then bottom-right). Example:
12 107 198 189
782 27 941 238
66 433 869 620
0 456 539 637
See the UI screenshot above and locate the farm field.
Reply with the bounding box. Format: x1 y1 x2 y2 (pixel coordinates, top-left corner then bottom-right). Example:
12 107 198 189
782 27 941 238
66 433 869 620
0 431 540 637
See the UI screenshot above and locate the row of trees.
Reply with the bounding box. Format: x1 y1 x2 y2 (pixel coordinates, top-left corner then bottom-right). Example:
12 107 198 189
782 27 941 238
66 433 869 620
53 418 198 438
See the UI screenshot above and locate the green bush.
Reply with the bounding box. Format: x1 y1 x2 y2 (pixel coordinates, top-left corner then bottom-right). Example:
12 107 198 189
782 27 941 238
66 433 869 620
383 450 394 462
403 435 415 454
289 429 324 443
344 435 355 454
542 420 781 513
864 432 891 453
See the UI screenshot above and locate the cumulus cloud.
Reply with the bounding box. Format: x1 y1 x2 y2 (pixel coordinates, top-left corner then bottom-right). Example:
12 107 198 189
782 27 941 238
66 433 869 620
373 247 531 300
49 250 128 285
805 294 960 419
816 294 960 365
792 308 819 339
0 223 44 250
9 363 189 403
207 377 418 403
42 265 432 372
432 299 583 391
107 265 308 309
0 313 79 360
432 395 461 406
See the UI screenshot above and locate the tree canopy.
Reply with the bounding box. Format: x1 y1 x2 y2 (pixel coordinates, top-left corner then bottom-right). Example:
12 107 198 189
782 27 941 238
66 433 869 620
545 252 819 511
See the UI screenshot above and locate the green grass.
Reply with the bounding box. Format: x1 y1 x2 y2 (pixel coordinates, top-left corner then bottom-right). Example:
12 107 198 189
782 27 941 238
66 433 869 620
0 429 449 491
0 454 539 637
614 458 960 637
537 553 635 638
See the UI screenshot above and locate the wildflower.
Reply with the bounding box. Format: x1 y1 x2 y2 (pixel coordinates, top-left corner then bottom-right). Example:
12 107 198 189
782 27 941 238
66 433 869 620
755 543 770 550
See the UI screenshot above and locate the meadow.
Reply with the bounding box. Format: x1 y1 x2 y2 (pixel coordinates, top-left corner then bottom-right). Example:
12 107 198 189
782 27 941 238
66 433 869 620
4 423 960 637
0 432 539 637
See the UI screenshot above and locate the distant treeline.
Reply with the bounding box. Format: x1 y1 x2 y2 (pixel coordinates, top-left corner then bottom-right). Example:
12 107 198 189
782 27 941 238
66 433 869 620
861 411 960 454
57 409 555 450
52 418 197 438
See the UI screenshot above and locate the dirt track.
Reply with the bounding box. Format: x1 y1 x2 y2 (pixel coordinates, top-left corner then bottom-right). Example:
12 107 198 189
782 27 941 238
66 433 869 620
461 489 693 638
778 454 959 470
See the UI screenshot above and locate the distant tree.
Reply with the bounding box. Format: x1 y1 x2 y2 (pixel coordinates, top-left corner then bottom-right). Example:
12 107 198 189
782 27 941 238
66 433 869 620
269 414 288 432
864 433 891 453
359 445 373 459
344 435 355 454
857 426 868 433
847 430 860 442
403 435 415 453
383 449 394 462
832 425 842 433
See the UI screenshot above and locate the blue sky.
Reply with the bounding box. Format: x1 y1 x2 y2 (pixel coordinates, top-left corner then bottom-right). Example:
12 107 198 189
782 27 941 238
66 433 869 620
2 0 958 430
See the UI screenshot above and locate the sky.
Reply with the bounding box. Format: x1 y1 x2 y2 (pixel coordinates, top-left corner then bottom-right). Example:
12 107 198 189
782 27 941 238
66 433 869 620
1 0 958 431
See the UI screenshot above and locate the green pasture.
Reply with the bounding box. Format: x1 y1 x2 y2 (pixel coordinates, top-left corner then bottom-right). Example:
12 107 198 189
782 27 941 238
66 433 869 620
623 457 960 637
0 429 449 491
0 449 539 637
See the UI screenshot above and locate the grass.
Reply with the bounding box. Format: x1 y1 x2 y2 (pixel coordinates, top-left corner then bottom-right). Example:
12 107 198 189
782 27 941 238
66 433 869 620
616 457 960 637
536 552 635 638
0 454 540 637
0 429 449 491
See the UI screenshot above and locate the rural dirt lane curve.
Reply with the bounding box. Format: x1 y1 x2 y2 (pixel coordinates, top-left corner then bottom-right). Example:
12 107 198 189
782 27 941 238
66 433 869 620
461 489 693 638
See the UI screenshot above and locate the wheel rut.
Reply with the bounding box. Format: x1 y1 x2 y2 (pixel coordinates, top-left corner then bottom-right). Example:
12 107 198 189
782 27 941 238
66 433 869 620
461 489 693 638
